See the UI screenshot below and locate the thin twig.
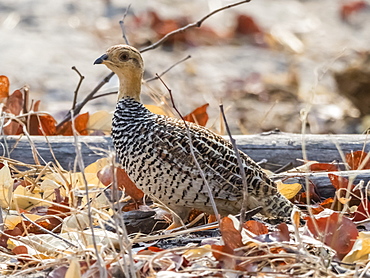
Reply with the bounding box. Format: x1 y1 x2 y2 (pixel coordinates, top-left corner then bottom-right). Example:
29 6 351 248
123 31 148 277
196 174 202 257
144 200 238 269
71 66 85 111
119 4 131 45
145 55 191 82
57 1 250 127
71 110 107 278
156 74 221 227
20 213 78 248
140 0 252 53
219 103 249 232
56 72 115 130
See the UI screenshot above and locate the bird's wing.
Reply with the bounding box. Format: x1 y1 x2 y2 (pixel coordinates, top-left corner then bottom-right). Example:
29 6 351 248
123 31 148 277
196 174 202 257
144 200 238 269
149 115 268 201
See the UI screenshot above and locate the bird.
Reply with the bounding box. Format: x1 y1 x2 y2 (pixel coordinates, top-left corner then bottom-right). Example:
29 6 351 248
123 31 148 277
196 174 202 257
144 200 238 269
94 44 299 228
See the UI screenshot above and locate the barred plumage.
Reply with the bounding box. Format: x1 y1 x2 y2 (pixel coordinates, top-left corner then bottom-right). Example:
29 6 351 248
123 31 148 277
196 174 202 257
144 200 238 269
94 44 298 227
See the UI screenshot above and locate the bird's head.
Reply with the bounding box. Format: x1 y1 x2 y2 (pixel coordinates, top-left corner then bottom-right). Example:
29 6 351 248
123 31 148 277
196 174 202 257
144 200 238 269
94 45 144 101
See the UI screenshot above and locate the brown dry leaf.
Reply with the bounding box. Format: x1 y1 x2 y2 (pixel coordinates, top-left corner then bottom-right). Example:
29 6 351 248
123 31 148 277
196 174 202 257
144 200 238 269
328 173 350 190
5 89 23 116
346 150 370 170
243 220 268 235
276 181 302 200
57 112 89 135
0 75 10 99
353 199 370 221
97 165 144 202
183 103 209 126
220 216 244 250
309 163 338 172
29 113 57 135
305 211 358 260
5 214 42 230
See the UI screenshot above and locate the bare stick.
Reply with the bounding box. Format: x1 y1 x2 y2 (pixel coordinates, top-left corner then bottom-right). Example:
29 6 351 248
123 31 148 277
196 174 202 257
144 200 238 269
20 213 78 248
58 1 250 127
140 0 252 53
71 66 85 111
71 111 107 278
145 55 192 82
156 74 221 227
56 72 115 129
219 103 249 232
119 4 131 45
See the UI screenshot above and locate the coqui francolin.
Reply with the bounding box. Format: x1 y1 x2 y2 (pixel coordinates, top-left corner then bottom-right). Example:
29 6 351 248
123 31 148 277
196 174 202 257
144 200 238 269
94 44 299 228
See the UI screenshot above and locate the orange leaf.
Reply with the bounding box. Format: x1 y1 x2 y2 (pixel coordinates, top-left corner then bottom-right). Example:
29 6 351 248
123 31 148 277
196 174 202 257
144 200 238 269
243 220 268 235
310 163 338 172
57 113 89 135
12 245 28 255
340 1 367 21
346 151 370 170
234 14 263 36
183 103 209 126
305 212 358 260
320 197 334 208
0 75 9 99
33 100 41 112
220 216 243 250
353 199 370 221
29 113 57 135
97 166 144 202
328 173 350 190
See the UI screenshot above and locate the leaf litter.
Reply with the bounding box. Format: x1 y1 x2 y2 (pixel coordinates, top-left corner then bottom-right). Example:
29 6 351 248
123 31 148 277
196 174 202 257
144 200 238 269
0 138 369 277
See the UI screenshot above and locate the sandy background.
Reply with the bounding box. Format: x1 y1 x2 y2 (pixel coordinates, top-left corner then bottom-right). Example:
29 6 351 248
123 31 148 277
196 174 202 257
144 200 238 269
1 0 369 134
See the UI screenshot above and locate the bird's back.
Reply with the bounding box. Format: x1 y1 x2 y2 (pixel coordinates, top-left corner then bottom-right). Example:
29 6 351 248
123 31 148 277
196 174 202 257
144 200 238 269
112 98 295 219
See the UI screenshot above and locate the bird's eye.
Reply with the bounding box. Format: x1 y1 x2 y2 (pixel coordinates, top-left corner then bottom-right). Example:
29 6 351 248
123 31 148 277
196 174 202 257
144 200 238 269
119 53 129 61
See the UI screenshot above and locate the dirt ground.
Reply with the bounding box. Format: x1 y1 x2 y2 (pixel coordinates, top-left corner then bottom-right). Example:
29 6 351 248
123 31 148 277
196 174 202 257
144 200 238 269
1 0 370 134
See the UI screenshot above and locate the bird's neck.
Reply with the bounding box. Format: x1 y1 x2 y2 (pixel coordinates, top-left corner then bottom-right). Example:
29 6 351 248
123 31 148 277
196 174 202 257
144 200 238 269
117 71 142 102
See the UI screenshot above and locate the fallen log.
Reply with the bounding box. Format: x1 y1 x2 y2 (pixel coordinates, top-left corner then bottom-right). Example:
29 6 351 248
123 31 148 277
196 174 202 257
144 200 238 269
1 132 369 199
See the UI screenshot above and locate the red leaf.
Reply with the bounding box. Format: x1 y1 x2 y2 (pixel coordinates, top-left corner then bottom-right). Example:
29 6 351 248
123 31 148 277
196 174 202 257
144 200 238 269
310 163 338 172
5 90 23 116
183 103 209 126
328 173 350 190
340 1 367 21
243 220 268 235
97 165 144 202
305 212 358 260
57 112 89 135
234 14 263 36
346 150 370 170
220 216 244 250
12 245 28 255
0 75 9 99
29 113 57 135
353 199 370 221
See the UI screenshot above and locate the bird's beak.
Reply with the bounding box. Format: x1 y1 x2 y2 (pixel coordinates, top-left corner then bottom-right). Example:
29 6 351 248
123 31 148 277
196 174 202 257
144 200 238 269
94 54 108 65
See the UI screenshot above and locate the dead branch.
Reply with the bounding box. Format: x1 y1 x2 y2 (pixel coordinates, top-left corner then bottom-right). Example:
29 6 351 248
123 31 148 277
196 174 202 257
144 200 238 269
140 0 252 53
220 103 248 231
71 66 85 111
119 4 131 45
57 0 251 128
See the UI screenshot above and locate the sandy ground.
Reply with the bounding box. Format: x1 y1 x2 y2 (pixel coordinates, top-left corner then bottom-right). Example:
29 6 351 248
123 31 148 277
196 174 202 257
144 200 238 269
1 0 369 134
